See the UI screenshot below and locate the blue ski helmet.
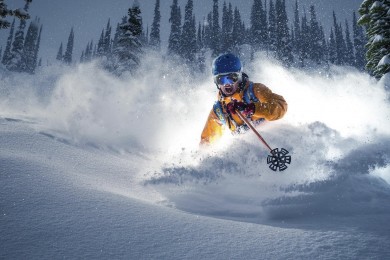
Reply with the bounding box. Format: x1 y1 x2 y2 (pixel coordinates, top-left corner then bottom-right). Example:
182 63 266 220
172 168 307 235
212 53 242 76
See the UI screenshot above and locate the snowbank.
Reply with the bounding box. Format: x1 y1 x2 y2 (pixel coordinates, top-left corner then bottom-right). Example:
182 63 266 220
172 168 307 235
1 53 390 259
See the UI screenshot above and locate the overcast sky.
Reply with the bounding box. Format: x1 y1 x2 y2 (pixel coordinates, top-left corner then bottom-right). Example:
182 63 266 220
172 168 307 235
0 0 362 64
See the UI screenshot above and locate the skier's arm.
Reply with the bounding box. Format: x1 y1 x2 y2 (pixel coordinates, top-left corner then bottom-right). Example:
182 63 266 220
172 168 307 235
200 109 224 145
251 83 288 121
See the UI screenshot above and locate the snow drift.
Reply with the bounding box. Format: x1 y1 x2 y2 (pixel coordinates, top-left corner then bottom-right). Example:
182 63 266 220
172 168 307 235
2 53 390 259
1 53 390 223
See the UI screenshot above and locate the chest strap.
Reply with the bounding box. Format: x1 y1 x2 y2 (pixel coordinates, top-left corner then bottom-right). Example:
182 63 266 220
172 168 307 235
243 82 259 103
213 101 226 125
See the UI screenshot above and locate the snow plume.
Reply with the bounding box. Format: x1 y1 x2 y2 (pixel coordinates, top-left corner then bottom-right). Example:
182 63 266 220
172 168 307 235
0 52 390 222
1 55 214 153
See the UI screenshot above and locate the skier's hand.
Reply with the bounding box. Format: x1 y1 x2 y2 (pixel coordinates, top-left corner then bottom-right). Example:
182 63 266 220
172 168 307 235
243 103 255 117
226 101 246 115
227 101 255 117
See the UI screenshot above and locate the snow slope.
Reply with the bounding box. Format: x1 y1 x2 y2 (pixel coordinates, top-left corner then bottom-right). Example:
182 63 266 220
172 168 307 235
1 55 390 259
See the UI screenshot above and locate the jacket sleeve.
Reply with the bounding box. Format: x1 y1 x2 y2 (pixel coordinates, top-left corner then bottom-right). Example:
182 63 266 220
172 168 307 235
200 108 224 145
251 83 288 121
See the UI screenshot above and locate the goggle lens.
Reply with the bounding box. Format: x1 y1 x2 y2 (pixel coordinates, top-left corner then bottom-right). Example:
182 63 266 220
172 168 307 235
215 73 240 85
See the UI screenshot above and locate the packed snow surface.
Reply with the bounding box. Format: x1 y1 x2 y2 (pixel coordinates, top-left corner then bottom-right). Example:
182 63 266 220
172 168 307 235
1 54 390 259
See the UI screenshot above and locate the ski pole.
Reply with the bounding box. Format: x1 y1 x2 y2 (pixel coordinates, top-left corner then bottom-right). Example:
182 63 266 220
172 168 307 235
235 109 291 171
236 110 273 152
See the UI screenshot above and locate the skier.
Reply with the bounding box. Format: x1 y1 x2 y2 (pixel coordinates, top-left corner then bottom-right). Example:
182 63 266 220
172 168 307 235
201 53 288 144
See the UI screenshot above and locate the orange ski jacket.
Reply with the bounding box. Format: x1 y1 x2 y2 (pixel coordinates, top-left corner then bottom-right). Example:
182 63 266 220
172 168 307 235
200 81 287 144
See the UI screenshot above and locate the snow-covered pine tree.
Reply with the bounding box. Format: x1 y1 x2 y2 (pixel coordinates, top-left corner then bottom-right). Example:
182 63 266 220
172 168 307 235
196 21 206 72
358 0 390 78
114 0 143 73
344 20 355 66
168 0 181 56
319 25 327 63
293 0 301 58
299 11 310 66
80 50 85 63
275 0 293 65
180 0 196 64
1 18 14 65
149 0 161 51
56 42 63 61
22 17 40 73
197 22 203 51
232 6 243 54
308 6 323 64
221 2 233 52
33 24 42 70
112 18 125 52
0 0 31 29
6 0 31 71
63 27 74 64
250 0 267 52
203 12 213 49
352 11 366 70
333 11 347 65
328 28 337 64
87 40 93 60
211 0 220 56
104 19 111 56
97 29 105 57
268 0 277 56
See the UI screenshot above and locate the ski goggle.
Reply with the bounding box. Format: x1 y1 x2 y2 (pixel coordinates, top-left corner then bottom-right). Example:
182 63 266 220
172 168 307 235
214 72 241 85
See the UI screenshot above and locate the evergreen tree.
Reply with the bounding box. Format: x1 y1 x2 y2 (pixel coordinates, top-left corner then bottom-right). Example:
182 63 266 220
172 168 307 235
63 27 74 64
250 0 267 51
6 0 31 71
275 0 293 65
344 20 355 66
319 25 327 62
293 0 301 56
197 22 203 51
80 50 85 63
180 0 196 64
167 0 181 56
358 0 390 78
268 0 277 55
1 18 14 65
149 0 161 51
308 5 322 64
113 0 143 73
328 28 337 64
232 6 243 54
34 25 42 69
196 21 206 72
56 42 63 61
221 2 234 52
103 19 111 55
0 0 31 29
203 13 213 49
352 11 366 70
112 19 125 51
211 0 220 56
22 17 40 73
333 11 347 65
97 29 105 57
299 11 310 66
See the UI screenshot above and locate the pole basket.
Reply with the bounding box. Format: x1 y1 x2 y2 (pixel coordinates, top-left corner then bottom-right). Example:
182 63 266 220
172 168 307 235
267 148 291 171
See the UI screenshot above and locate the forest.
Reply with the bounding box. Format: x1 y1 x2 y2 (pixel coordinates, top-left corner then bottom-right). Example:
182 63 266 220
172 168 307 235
0 0 389 79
